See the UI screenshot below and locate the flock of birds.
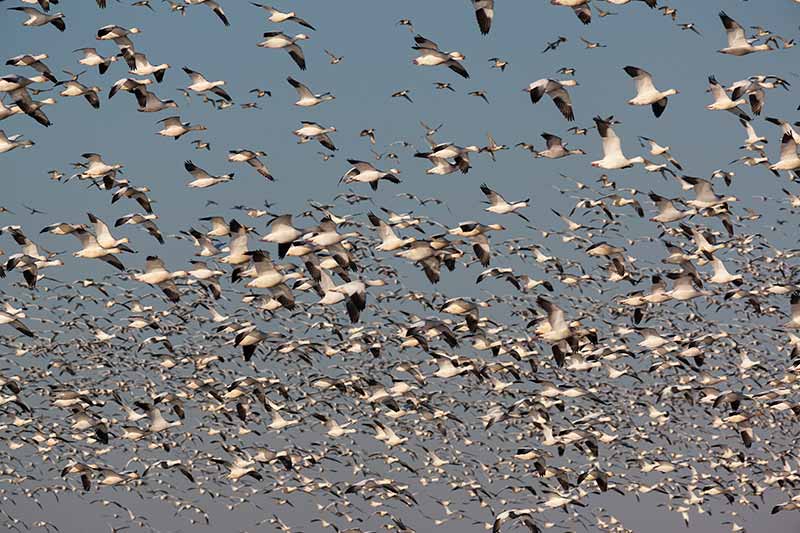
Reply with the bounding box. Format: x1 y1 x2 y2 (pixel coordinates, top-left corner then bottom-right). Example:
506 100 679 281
2 1 800 533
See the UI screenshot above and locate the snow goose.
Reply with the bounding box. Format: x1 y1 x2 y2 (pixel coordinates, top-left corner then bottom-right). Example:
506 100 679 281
5 54 57 83
480 183 529 221
156 116 206 140
242 250 289 289
0 310 33 337
667 272 709 301
0 74 51 126
261 215 303 258
648 192 696 223
250 3 315 30
134 87 179 112
184 0 229 26
489 57 508 71
525 79 574 121
257 32 309 70
550 1 591 25
591 116 644 169
414 142 479 173
424 157 459 175
286 77 333 107
367 212 415 252
324 49 342 64
472 0 494 34
411 35 469 79
682 176 736 209
623 66 678 118
535 133 585 159
8 6 65 31
112 186 153 213
765 117 800 144
391 89 413 102
73 48 117 75
340 160 401 191
115 213 163 244
678 22 701 36
705 252 742 285
87 213 129 249
133 256 186 302
739 120 767 150
228 149 273 180
71 228 130 271
580 36 606 48
0 130 34 154
293 121 336 150
96 25 140 51
769 133 800 173
184 160 233 188
56 79 100 109
182 67 231 101
121 50 169 83
108 77 151 100
718 11 772 56
220 219 250 265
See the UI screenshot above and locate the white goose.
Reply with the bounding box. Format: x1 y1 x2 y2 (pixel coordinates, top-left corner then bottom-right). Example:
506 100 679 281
261 215 303 258
184 160 234 188
71 228 129 271
367 212 415 251
591 116 644 169
287 77 334 107
706 76 750 120
182 67 231 101
156 116 206 140
535 133 585 159
8 6 65 31
132 256 186 302
73 48 117 75
472 0 494 34
184 0 229 26
87 213 128 249
769 133 800 173
121 50 169 83
250 3 315 30
479 183 529 221
411 35 469 79
623 66 678 118
95 25 140 51
257 32 309 70
293 121 336 151
718 11 772 56
340 160 401 190
0 130 34 154
228 149 273 181
525 79 575 121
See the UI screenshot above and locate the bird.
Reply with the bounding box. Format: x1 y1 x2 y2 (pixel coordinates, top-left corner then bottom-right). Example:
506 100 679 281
286 77 334 107
411 35 469 79
182 67 231 101
228 149 274 181
525 79 575 121
183 160 234 188
480 183 529 221
591 116 645 169
258 32 309 70
622 66 678 117
718 11 772 55
184 0 229 26
250 3 315 29
8 6 65 31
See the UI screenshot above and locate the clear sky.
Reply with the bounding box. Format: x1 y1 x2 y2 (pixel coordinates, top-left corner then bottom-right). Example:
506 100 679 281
2 1 800 532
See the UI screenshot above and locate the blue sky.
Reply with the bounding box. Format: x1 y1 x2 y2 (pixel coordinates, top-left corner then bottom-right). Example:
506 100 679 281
3 1 800 532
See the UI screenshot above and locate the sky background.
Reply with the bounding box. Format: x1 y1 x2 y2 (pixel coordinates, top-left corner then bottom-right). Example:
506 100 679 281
3 1 800 532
